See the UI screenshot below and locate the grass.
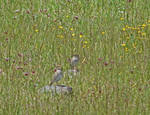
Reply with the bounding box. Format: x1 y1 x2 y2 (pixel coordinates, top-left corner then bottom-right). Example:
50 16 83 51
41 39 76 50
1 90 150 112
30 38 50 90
0 0 150 114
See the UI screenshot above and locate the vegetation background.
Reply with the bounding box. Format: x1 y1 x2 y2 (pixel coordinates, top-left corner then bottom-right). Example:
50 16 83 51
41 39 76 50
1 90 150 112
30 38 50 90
0 0 150 114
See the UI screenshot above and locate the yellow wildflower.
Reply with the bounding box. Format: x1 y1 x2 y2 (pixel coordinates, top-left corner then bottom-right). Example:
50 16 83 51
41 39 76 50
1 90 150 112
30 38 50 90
84 41 88 44
141 27 144 29
142 24 146 27
125 25 129 28
120 17 124 21
125 47 128 52
141 32 146 36
66 15 69 18
35 29 39 32
148 20 150 23
121 43 126 47
122 28 126 31
101 32 105 35
138 31 141 34
79 34 83 38
58 25 63 29
131 27 136 30
126 25 131 29
137 27 140 30
70 28 73 31
72 33 75 37
83 45 86 48
60 35 64 39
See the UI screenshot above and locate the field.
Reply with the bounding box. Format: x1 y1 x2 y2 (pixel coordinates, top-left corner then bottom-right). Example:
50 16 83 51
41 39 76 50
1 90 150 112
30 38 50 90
0 0 150 114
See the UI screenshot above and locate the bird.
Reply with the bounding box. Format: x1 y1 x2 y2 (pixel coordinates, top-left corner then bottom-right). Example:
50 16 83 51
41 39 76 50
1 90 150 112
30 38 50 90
54 85 72 94
39 85 72 94
49 66 63 86
70 55 79 68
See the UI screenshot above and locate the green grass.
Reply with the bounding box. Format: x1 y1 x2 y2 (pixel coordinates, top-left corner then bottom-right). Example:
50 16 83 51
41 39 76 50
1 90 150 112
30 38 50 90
0 0 150 114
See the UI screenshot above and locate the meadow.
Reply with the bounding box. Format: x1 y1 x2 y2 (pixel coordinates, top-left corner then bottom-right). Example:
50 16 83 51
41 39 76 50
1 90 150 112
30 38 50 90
0 0 150 114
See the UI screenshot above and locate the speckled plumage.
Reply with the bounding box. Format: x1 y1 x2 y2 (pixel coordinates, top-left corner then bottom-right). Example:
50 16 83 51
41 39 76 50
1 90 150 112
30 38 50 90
49 68 63 86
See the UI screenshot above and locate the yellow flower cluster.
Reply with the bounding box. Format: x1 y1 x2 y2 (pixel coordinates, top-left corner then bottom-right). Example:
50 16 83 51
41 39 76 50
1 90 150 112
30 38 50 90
120 19 149 54
83 41 89 48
